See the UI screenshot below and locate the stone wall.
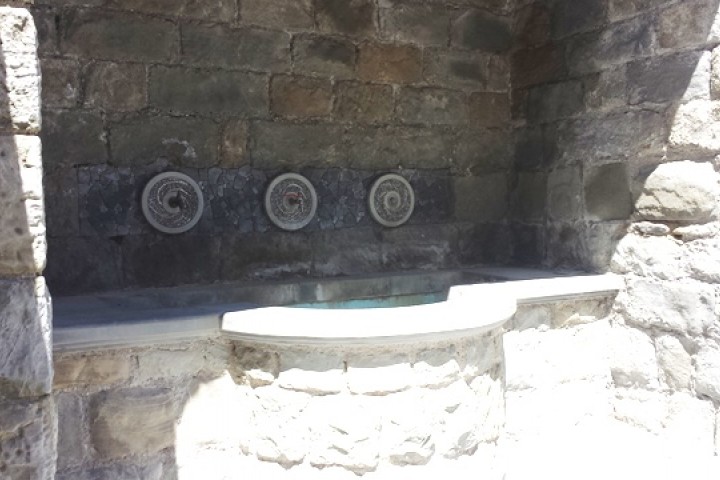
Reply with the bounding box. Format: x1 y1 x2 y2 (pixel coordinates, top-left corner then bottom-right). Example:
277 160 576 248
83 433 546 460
0 6 56 480
52 332 504 479
33 0 516 295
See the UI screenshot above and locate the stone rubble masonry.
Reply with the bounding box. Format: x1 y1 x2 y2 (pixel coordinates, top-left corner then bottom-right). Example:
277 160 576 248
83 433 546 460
34 0 514 294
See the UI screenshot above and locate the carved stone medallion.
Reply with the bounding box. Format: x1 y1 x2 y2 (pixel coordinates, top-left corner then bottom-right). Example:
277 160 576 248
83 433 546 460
141 172 204 234
265 173 318 231
369 174 415 227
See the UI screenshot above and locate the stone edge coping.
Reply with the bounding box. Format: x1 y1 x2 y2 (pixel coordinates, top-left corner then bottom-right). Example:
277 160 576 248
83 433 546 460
221 272 623 345
53 269 623 352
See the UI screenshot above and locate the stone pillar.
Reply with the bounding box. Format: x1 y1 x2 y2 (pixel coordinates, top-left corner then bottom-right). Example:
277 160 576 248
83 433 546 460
0 5 56 480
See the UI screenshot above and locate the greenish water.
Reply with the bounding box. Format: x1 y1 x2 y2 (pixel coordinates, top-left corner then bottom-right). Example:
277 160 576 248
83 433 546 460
292 292 447 310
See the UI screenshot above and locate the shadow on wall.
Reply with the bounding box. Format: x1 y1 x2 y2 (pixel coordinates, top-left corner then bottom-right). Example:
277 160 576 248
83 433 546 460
0 9 56 480
511 0 720 272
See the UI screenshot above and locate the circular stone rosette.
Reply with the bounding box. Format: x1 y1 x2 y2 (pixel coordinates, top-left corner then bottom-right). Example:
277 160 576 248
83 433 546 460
264 173 318 231
369 174 415 228
141 172 204 234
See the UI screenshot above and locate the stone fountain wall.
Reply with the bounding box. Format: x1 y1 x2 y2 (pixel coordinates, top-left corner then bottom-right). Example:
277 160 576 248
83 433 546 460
32 0 517 296
0 5 56 480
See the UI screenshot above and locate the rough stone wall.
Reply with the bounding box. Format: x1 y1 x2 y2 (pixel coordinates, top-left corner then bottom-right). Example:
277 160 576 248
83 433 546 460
52 333 504 479
509 0 720 475
32 0 516 295
0 6 57 480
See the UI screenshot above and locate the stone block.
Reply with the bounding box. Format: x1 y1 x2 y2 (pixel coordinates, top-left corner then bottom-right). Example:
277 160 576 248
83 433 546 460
608 326 659 389
347 351 413 395
584 65 628 112
425 49 503 91
122 234 222 288
105 0 235 21
316 0 376 37
662 392 716 457
414 346 461 388
0 48 40 134
44 168 79 237
61 9 177 62
311 228 382 276
149 66 268 116
277 349 345 395
552 0 607 39
42 109 106 170
510 172 547 223
136 344 228 384
270 75 333 118
566 15 655 75
510 223 545 265
231 344 279 388
628 51 703 105
608 0 659 20
293 34 356 79
84 62 146 112
396 87 468 125
468 92 509 128
695 346 720 401
380 223 456 270
515 3 551 48
241 0 313 30
380 391 435 464
584 162 632 221
220 119 249 168
451 9 511 53
250 121 343 169
635 161 719 222
90 387 180 459
526 80 584 123
0 396 56 479
454 174 507 222
611 234 684 280
181 24 290 72
45 236 123 295
657 0 720 50
618 278 715 336
461 334 502 380
358 42 422 84
655 335 692 390
221 232 313 281
669 100 720 152
681 50 711 103
251 387 311 466
306 168 372 230
712 46 720 99
548 165 582 221
41 58 79 108
511 44 566 89
30 7 58 55
109 115 219 168
454 128 512 175
0 7 39 54
56 392 86 470
379 1 449 46
0 135 45 276
513 125 558 171
612 388 666 433
334 81 393 124
54 353 132 389
0 277 52 397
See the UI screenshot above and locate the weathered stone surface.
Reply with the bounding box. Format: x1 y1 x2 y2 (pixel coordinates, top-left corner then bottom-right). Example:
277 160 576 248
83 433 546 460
612 388 666 433
548 165 582 221
655 334 692 390
293 34 356 79
635 161 719 222
149 66 268 116
0 7 39 54
241 0 313 30
454 128 512 175
345 126 454 169
380 223 456 270
618 278 715 336
0 396 57 480
61 10 177 62
454 174 507 222
136 344 227 384
251 121 342 169
41 58 79 108
451 9 511 53
56 392 86 470
415 346 461 388
611 234 684 280
346 351 413 394
511 44 566 88
468 92 509 128
277 349 344 395
0 135 45 275
84 62 146 111
316 0 376 37
0 46 40 133
628 51 702 105
584 162 633 221
662 392 716 457
695 346 720 401
44 169 79 237
54 353 132 389
0 277 52 397
220 119 249 168
42 109 106 169
109 115 220 167
608 326 659 389
311 228 382 276
181 24 290 72
515 3 551 48
56 458 171 480
231 344 279 388
657 0 720 50
631 221 671 236
335 82 393 124
251 387 311 466
396 87 468 125
670 100 720 152
45 236 123 295
358 42 422 84
510 172 546 223
551 0 607 39
270 75 333 118
221 232 313 280
526 80 583 123
90 387 180 459
426 49 505 91
105 0 235 21
379 1 449 46
380 391 435 465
